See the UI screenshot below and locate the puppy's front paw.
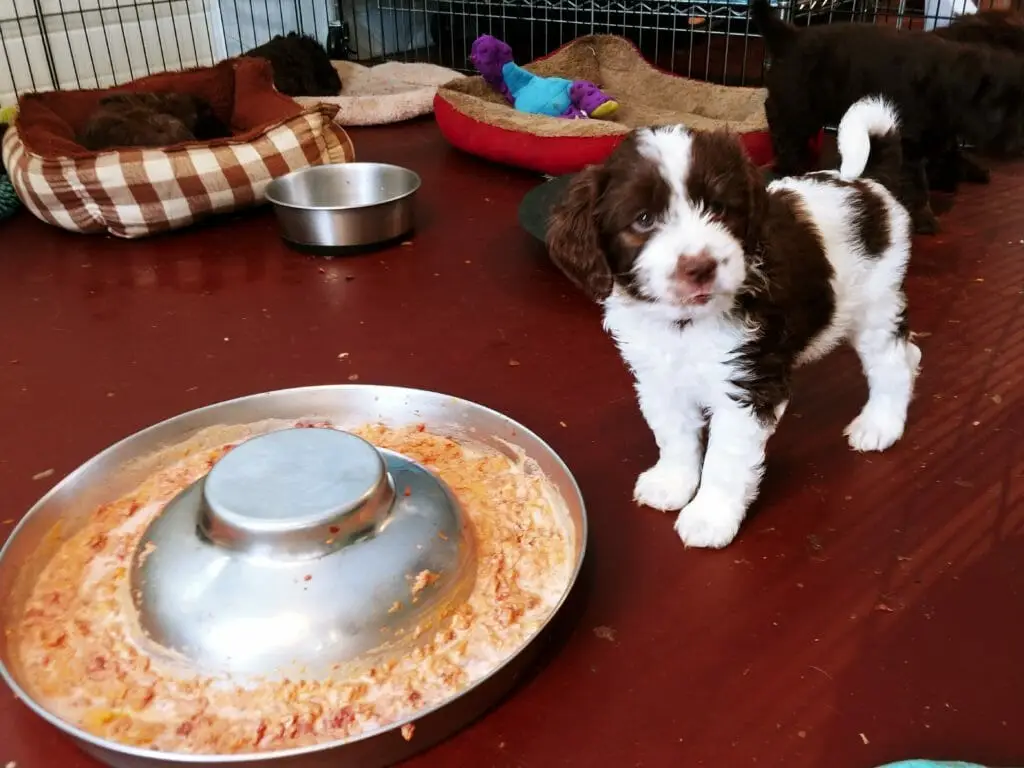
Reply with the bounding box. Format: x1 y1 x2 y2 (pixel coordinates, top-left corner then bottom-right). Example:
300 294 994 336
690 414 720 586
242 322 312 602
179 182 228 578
674 493 742 549
906 341 923 374
845 406 905 452
633 463 699 512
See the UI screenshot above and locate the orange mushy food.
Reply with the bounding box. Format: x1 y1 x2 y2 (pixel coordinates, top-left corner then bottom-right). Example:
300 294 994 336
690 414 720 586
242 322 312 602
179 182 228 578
14 422 574 753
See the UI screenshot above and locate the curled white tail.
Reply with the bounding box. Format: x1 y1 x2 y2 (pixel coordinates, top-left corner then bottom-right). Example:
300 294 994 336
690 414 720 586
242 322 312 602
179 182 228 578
837 96 901 181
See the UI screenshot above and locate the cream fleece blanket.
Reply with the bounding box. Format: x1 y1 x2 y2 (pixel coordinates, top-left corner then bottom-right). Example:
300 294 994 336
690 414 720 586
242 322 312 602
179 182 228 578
295 60 461 126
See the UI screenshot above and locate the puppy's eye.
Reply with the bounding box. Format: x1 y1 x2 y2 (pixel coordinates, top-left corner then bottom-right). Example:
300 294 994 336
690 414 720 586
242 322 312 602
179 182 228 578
707 201 727 217
631 211 656 233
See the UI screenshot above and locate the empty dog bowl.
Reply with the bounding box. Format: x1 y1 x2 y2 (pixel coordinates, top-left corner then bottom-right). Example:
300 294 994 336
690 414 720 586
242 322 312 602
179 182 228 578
265 163 421 254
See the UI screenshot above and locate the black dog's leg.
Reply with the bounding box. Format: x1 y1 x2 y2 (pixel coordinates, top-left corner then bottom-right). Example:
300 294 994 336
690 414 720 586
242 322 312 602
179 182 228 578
926 139 962 194
958 151 991 185
901 156 939 235
926 139 991 192
765 95 817 176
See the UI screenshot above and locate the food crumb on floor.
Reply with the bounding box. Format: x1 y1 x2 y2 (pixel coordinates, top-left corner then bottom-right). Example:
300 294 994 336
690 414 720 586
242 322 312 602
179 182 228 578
859 732 869 745
593 625 616 642
401 723 415 741
32 468 54 481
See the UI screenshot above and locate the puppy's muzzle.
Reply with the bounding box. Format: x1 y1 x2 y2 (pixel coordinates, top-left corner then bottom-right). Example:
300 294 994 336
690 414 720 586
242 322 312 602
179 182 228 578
671 251 718 304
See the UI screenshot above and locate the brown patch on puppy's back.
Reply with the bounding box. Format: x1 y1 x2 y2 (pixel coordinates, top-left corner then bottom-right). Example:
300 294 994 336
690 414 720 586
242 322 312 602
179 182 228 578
850 181 890 257
797 173 891 257
730 188 835 424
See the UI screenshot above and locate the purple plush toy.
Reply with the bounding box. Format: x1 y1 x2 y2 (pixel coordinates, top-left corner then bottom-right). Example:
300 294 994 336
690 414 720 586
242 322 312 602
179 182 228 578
469 35 619 120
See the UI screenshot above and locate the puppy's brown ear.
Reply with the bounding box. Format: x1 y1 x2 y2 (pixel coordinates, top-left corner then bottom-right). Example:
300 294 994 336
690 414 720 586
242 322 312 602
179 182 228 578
546 165 613 301
743 154 770 252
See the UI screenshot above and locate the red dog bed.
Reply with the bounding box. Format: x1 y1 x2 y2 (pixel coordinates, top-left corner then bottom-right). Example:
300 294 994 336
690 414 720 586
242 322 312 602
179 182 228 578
435 35 820 175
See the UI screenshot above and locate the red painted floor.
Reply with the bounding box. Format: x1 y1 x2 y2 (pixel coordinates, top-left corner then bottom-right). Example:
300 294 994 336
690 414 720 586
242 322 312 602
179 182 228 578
1 120 1022 768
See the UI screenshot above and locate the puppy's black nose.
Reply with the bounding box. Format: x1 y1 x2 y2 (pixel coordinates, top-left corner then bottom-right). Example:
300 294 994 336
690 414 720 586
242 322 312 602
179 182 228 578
677 255 717 285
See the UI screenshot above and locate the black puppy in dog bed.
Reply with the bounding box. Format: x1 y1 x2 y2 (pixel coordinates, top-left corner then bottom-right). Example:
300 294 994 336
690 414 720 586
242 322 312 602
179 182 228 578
244 33 342 97
78 92 231 151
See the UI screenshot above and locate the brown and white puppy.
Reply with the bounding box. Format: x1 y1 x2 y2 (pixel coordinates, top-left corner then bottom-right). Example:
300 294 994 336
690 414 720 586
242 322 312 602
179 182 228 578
547 97 921 549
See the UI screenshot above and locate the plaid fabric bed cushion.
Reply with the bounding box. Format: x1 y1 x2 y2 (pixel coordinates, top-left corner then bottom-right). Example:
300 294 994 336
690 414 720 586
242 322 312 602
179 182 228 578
0 103 355 239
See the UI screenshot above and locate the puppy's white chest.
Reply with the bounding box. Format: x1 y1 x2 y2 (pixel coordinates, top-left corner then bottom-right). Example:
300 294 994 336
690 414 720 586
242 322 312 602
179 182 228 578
603 297 747 408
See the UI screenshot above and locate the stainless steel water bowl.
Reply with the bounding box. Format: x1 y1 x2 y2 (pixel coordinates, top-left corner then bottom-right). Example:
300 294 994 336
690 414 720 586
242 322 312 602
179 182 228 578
265 163 421 254
0 385 587 768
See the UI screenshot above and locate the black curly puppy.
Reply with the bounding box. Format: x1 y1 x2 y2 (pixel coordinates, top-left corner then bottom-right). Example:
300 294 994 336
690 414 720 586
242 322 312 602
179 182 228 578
925 11 1024 191
244 33 341 97
751 0 1024 234
934 9 1024 52
77 92 231 151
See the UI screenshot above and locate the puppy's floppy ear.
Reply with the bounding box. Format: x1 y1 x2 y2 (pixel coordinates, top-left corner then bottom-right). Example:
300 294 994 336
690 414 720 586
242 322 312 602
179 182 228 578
546 165 613 301
742 153 770 252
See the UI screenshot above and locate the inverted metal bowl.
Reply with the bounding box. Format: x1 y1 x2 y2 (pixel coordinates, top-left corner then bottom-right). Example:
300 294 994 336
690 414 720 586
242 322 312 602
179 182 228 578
0 385 587 768
265 164 421 255
133 426 477 678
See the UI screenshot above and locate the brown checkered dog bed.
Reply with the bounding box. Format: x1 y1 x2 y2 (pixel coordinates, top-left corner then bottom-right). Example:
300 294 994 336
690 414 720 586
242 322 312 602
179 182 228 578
1 58 355 238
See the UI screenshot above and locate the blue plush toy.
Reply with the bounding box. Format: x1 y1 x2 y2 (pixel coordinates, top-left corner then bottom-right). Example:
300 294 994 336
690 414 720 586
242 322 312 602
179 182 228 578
501 64 577 117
